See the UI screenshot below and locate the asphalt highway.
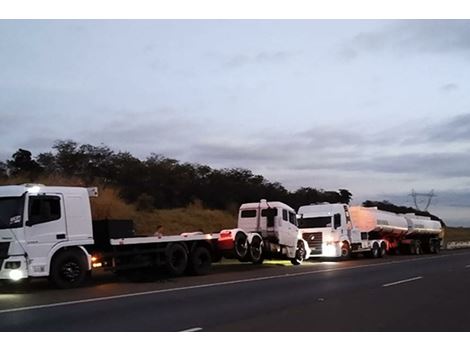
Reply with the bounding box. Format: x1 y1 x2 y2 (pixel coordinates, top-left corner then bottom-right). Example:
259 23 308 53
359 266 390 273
0 249 469 331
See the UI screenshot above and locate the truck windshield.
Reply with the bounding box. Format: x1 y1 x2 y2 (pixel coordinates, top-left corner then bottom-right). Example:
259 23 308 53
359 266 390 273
298 216 332 229
0 196 25 229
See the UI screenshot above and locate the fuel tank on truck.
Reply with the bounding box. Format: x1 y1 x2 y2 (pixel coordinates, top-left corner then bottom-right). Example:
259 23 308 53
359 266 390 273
404 214 442 236
349 206 408 237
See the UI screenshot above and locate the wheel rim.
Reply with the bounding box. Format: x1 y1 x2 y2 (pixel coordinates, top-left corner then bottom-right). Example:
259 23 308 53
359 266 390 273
235 234 248 258
61 261 81 282
297 242 305 261
250 238 262 261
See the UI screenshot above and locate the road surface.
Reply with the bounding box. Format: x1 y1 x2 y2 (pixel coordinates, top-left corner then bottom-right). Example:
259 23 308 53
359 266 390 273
0 249 469 331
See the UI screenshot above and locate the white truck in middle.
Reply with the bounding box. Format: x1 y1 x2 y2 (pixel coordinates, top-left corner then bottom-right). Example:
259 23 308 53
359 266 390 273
218 199 306 265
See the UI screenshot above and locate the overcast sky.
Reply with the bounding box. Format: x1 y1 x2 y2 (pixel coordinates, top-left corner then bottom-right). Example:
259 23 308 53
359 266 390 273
1 20 469 225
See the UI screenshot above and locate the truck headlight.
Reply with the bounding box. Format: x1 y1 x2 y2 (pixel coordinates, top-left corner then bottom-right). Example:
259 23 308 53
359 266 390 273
9 269 23 281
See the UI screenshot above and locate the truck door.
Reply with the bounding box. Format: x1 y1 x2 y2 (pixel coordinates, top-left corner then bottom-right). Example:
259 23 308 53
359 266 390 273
24 194 67 265
278 210 298 248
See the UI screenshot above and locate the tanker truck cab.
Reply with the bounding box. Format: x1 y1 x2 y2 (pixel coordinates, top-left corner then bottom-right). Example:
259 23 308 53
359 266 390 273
0 184 93 283
298 204 388 258
297 203 361 258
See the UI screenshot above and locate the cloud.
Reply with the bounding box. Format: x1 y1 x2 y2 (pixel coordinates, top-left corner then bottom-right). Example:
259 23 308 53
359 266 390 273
423 114 470 143
224 50 294 68
440 83 459 92
342 20 470 59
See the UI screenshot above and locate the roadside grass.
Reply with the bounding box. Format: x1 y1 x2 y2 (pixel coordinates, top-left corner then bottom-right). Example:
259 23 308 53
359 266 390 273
444 227 470 243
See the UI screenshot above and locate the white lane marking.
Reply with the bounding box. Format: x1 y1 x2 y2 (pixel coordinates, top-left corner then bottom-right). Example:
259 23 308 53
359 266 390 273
0 252 465 315
382 276 423 287
466 265 470 268
181 327 203 332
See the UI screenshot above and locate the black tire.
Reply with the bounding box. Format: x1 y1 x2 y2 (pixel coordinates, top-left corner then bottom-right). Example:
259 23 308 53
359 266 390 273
340 242 351 259
379 243 387 257
429 239 440 254
234 232 249 259
49 249 89 289
371 243 380 258
188 246 212 275
165 243 188 276
249 236 264 264
291 241 305 266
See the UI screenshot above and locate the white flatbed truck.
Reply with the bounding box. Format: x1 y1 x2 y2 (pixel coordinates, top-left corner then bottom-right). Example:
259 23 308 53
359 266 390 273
0 184 226 288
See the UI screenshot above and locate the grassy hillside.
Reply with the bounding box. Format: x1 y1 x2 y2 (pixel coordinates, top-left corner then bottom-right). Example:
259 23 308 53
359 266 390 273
444 227 470 242
91 186 237 234
0 177 237 235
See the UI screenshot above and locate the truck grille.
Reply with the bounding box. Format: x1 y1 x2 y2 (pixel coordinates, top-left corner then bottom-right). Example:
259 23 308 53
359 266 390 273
302 232 322 254
0 242 10 269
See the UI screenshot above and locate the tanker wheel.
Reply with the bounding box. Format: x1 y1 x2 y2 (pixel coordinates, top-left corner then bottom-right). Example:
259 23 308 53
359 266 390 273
371 243 380 258
249 236 264 264
414 241 423 255
378 243 387 257
234 232 249 260
429 240 440 254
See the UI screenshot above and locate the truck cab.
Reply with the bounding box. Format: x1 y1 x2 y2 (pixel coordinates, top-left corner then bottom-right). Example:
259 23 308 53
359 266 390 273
0 184 94 283
219 200 301 264
297 203 361 258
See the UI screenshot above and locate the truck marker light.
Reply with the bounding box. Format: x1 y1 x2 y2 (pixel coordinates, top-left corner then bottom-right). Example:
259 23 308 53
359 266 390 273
92 262 103 268
218 231 233 240
9 270 23 281
27 185 41 194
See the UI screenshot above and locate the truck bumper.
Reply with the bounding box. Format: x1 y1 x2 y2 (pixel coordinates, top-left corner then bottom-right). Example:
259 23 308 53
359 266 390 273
0 256 28 281
322 242 341 257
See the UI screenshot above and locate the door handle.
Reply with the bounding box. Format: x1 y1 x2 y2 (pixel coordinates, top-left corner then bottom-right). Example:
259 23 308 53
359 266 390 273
56 234 66 240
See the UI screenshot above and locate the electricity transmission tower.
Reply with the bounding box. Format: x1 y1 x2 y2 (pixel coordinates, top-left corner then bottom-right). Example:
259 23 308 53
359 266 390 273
410 189 436 211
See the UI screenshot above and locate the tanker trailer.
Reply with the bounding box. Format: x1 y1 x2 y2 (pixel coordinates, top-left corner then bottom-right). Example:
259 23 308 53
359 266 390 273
349 206 409 254
402 214 443 254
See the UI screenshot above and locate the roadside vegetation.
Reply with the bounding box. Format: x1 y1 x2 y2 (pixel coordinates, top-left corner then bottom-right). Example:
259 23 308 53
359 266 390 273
444 227 470 242
1 140 454 234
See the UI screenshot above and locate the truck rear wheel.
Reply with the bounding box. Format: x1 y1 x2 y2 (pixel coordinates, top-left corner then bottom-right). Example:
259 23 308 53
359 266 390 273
165 243 188 276
249 236 264 264
49 249 89 289
188 246 212 275
234 232 249 259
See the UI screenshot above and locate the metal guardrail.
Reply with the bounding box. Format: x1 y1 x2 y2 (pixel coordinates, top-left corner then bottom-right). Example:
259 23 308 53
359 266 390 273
446 241 470 249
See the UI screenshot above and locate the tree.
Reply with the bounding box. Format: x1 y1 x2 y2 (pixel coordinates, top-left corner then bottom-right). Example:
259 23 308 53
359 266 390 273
6 149 43 179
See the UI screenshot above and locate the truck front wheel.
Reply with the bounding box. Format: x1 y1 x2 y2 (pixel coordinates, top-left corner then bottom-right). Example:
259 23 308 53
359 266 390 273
291 241 305 266
49 249 89 289
340 242 351 259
